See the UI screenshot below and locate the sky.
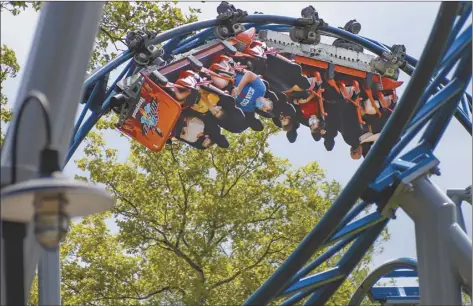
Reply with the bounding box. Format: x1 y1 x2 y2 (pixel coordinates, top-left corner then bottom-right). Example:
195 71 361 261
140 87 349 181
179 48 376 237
1 1 472 288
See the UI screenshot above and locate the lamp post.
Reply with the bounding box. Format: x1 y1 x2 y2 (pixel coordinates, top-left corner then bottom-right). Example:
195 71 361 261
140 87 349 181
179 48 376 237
1 90 114 305
0 3 106 305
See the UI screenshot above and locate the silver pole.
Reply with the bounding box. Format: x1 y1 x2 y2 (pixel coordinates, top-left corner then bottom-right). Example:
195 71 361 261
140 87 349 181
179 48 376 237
0 2 104 305
399 176 472 305
447 186 472 233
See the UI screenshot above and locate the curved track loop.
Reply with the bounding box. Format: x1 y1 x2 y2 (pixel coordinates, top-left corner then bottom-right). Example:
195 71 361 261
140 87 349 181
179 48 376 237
67 2 472 305
348 257 418 306
349 257 471 306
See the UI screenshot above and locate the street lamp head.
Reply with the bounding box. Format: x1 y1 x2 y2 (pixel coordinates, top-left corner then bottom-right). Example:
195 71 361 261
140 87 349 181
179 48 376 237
1 173 114 249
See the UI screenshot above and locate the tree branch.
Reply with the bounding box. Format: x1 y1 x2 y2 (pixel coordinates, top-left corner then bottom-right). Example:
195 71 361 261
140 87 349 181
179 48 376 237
209 150 223 174
108 181 171 235
169 146 191 249
166 240 205 282
210 238 278 289
108 182 140 215
97 286 182 301
181 234 202 264
100 26 126 51
222 155 259 198
152 158 179 203
63 282 100 306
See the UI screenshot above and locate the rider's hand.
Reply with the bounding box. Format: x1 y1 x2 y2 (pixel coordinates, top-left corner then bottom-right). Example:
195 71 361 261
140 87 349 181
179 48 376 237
231 87 241 98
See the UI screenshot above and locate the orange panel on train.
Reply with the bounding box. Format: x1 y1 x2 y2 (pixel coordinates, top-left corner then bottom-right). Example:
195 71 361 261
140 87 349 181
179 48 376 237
117 74 182 152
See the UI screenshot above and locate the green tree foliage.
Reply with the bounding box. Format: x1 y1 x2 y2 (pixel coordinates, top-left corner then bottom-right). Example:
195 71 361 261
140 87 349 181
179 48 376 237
0 2 41 145
41 124 381 306
90 1 199 70
0 1 41 16
463 292 472 306
0 44 19 136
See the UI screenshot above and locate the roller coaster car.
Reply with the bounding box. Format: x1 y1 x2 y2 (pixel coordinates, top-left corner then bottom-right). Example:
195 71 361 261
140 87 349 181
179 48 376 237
112 71 182 152
171 108 229 150
115 25 403 153
290 64 402 131
229 28 312 94
258 29 403 103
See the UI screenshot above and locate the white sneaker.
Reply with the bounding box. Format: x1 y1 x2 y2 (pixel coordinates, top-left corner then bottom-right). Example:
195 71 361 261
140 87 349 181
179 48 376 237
359 132 373 143
361 133 380 144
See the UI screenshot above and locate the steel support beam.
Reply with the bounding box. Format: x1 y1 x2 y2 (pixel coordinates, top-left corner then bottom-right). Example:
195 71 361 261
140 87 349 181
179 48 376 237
448 186 472 232
398 176 472 305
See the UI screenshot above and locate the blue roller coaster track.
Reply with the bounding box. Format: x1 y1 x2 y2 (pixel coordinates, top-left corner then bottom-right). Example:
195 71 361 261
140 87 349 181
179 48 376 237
0 1 471 305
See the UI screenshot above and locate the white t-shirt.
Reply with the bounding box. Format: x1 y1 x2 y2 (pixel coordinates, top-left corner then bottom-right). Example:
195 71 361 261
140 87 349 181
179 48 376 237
181 117 205 143
362 99 381 115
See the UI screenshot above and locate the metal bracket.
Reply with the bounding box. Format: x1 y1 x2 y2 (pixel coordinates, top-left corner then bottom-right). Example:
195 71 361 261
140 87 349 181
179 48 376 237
333 20 364 53
370 44 406 80
125 29 164 66
289 5 327 45
447 186 472 205
214 1 248 40
362 143 440 217
112 73 147 128
258 30 376 73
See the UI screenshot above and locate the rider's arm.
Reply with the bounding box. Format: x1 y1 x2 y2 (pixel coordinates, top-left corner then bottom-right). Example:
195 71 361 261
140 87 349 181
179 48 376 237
234 71 258 93
174 88 191 101
300 93 315 104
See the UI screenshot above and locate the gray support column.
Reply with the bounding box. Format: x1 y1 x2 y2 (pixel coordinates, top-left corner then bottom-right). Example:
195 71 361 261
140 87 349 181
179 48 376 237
448 223 472 291
447 186 472 233
399 176 471 305
0 2 104 305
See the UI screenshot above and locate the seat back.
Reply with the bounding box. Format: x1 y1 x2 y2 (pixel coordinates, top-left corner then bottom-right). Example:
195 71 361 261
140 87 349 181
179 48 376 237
263 54 311 92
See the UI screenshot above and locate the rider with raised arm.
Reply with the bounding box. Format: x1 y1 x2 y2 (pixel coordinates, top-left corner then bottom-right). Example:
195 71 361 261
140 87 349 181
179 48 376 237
230 70 273 113
209 65 274 131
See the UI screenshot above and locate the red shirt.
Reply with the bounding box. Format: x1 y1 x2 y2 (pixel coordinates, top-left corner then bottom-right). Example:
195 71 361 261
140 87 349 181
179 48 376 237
299 99 319 120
